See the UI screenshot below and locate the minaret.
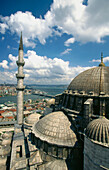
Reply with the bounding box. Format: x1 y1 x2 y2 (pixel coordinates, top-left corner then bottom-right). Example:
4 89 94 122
16 32 25 125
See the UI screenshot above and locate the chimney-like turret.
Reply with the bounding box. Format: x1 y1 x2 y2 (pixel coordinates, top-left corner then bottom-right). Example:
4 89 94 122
16 32 25 125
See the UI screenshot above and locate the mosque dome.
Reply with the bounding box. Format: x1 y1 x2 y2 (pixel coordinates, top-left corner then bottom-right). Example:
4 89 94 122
47 98 55 106
25 113 41 125
32 111 77 147
85 117 109 144
38 160 68 170
68 57 109 95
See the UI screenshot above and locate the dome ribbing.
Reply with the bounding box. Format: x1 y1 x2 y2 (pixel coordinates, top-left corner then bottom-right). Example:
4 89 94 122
68 66 109 95
32 111 77 147
85 117 109 145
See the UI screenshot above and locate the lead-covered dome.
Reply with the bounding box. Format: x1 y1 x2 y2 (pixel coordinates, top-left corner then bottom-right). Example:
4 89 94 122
85 117 109 145
32 111 77 147
47 98 55 106
68 65 109 95
25 113 41 125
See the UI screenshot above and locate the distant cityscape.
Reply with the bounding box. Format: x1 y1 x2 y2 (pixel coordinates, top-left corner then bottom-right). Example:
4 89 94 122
0 84 50 97
0 97 48 123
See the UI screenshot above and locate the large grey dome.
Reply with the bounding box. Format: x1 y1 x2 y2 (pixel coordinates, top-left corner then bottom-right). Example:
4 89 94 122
68 66 109 95
32 111 77 147
85 117 109 145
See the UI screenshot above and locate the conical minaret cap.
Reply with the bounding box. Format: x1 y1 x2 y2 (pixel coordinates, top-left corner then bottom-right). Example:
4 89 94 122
19 32 23 51
99 52 105 67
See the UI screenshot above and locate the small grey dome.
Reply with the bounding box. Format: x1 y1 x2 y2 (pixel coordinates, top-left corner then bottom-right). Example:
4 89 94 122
38 160 68 170
32 111 77 147
85 117 109 144
25 113 41 125
47 98 55 106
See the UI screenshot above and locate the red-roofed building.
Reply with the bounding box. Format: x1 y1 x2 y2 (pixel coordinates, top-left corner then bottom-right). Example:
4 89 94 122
10 108 16 112
0 110 5 114
4 116 15 121
0 115 3 121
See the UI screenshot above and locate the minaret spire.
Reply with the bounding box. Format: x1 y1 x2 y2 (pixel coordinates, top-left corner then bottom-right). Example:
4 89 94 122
16 32 25 125
99 52 105 67
19 31 23 51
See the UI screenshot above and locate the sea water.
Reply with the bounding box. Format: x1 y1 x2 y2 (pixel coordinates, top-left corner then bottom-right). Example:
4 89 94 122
0 85 67 104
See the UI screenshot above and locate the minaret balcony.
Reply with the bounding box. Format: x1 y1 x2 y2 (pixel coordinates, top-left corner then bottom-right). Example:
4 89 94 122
16 86 25 90
16 74 25 79
16 60 25 66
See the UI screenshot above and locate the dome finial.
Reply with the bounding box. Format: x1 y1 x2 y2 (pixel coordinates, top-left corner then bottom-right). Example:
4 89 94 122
103 112 105 118
99 52 105 67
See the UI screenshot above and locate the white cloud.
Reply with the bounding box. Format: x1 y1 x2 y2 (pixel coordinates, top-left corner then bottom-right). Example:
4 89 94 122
0 60 9 69
64 37 75 46
49 0 109 43
91 56 109 63
0 11 53 47
61 48 72 55
2 36 4 40
7 45 10 49
0 23 8 34
8 54 18 69
0 50 93 84
0 71 16 84
1 0 109 46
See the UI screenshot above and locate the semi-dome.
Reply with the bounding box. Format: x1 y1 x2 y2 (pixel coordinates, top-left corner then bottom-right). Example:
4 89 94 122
32 111 77 147
68 60 109 95
25 113 41 125
85 117 109 145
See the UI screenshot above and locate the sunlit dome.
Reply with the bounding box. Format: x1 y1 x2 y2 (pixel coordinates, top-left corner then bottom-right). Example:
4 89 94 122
25 113 41 125
68 57 109 95
32 111 77 147
47 98 55 106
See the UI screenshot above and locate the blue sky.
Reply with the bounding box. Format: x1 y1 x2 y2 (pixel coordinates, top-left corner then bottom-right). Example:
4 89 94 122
0 0 109 84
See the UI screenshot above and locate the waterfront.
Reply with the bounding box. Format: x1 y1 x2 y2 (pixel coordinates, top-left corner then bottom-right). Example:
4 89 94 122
0 85 67 104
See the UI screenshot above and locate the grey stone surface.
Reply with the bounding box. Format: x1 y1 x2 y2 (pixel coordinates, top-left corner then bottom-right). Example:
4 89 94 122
25 113 41 125
16 33 25 125
38 159 68 170
32 111 77 147
84 137 109 170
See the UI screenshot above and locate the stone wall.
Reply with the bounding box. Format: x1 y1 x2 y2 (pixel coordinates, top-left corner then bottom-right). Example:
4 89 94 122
84 137 109 170
57 92 109 118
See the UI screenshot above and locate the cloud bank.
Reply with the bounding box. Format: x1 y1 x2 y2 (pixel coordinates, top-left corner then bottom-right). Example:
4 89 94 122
0 0 109 47
0 50 92 84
